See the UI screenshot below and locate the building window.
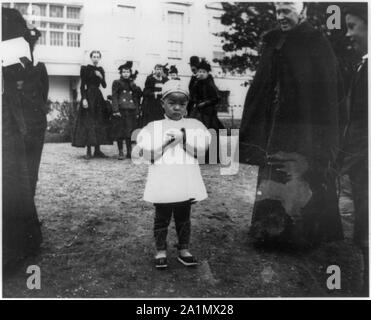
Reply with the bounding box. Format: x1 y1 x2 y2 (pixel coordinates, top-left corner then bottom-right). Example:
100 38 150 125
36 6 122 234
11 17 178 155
67 7 81 19
209 14 226 64
32 3 46 16
14 3 29 15
50 5 63 18
50 31 63 46
50 22 64 30
167 11 184 60
117 5 136 58
210 16 224 34
117 6 135 38
213 50 225 61
3 3 83 48
38 31 47 45
67 32 80 47
67 25 81 31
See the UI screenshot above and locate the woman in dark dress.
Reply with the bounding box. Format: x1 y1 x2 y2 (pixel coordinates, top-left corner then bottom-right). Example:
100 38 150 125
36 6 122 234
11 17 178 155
111 61 142 159
72 51 112 159
189 59 224 163
2 7 48 271
187 56 199 116
141 64 168 126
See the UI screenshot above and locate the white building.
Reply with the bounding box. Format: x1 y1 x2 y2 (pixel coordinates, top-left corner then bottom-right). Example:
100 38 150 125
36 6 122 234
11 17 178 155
2 0 252 119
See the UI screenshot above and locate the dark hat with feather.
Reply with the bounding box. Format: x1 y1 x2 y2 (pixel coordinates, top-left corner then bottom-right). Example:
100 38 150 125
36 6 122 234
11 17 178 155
198 58 211 72
2 7 41 52
118 61 133 72
169 65 178 74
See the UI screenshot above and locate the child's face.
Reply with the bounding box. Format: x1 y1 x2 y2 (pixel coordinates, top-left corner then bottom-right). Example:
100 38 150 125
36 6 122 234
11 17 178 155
162 92 188 121
169 73 178 80
121 69 131 79
197 69 208 80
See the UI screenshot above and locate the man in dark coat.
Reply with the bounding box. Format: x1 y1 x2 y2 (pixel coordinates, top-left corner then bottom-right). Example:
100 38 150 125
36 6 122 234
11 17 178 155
342 3 368 295
239 3 345 246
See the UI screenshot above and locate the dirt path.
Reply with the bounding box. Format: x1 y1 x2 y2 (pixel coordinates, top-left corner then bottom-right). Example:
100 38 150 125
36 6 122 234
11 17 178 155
3 143 364 297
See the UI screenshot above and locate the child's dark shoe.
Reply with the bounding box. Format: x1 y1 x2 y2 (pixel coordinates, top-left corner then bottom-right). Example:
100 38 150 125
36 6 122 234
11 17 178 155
177 254 198 267
155 257 168 269
118 151 124 160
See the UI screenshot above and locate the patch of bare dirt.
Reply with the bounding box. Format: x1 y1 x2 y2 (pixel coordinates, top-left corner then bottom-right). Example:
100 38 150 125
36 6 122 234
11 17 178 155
2 143 364 298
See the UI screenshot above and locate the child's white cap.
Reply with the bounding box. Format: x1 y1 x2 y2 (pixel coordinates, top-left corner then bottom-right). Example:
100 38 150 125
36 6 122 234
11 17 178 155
162 80 189 99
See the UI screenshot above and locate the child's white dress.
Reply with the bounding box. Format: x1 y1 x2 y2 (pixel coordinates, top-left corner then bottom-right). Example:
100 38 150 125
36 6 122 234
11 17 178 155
137 117 211 204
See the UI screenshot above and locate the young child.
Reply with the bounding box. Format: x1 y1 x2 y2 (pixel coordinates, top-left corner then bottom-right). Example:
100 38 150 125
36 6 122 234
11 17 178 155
169 65 180 80
133 80 211 269
111 61 142 159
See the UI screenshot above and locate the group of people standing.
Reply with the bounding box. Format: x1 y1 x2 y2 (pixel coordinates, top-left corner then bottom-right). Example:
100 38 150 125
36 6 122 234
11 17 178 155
2 2 368 295
71 54 224 161
239 2 368 294
1 4 224 272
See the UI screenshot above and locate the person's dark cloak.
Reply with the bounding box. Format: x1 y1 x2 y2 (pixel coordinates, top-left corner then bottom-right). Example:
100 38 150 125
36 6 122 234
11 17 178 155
189 75 224 131
189 75 225 164
2 8 47 270
239 22 345 246
141 74 168 127
341 58 368 249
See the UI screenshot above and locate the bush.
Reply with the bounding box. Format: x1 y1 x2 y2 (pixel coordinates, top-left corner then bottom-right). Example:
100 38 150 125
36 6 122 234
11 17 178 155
45 101 78 143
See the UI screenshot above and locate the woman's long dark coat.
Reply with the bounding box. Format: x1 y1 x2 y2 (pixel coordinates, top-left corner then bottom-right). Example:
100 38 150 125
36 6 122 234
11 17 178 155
72 65 112 147
189 75 225 164
141 74 168 127
341 59 368 248
189 75 224 131
2 8 48 269
239 22 345 246
22 62 49 197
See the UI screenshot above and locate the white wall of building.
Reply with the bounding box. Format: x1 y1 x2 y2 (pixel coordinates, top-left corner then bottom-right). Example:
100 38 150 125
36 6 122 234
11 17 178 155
48 76 72 102
4 0 252 119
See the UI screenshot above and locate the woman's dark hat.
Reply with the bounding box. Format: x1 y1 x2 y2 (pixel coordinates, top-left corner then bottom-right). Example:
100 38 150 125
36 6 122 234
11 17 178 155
118 61 133 71
198 58 211 72
169 65 178 74
189 56 200 67
2 7 41 47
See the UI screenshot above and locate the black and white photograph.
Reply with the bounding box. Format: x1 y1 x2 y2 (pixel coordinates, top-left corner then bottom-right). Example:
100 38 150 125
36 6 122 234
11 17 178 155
1 0 369 300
